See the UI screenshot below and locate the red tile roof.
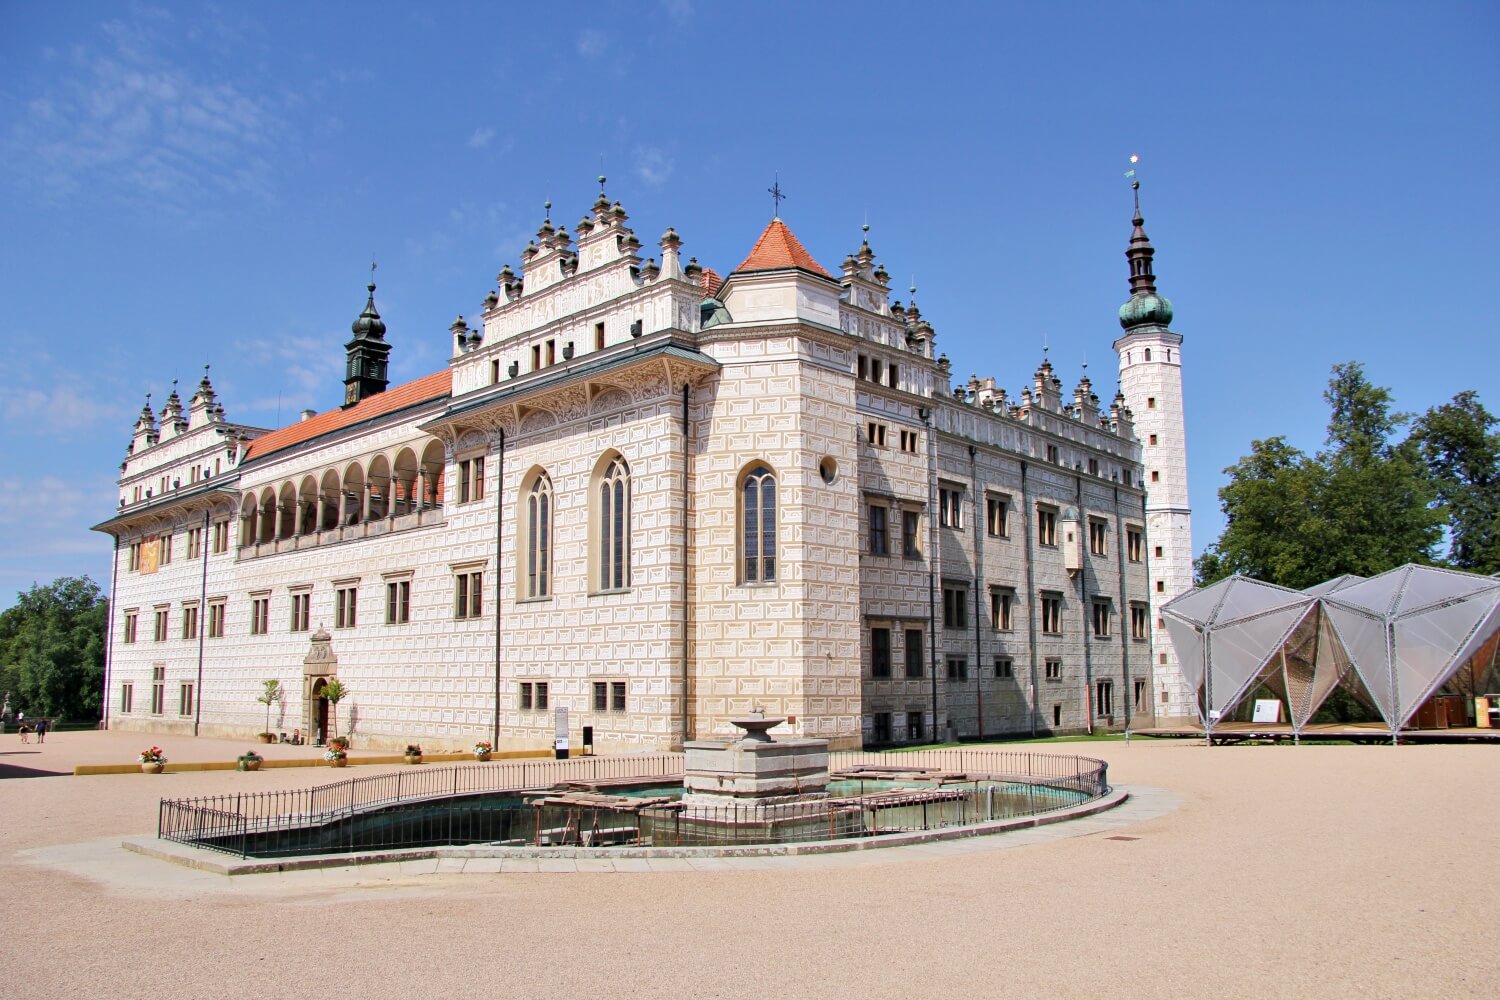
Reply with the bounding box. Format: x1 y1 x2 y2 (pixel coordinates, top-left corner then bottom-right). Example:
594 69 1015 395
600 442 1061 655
242 369 452 463
733 218 830 277
700 267 724 297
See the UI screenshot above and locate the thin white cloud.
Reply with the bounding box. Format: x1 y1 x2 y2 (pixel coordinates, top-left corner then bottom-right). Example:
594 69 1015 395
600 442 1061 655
468 125 497 149
634 144 675 186
577 29 608 58
3 7 285 211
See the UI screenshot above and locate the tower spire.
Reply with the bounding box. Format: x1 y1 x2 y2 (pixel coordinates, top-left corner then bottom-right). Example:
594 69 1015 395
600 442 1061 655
1118 160 1174 331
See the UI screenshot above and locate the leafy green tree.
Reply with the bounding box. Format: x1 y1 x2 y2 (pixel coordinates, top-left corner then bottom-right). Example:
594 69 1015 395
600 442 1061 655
1196 363 1442 589
321 678 348 739
1411 391 1500 572
0 576 108 721
256 679 282 737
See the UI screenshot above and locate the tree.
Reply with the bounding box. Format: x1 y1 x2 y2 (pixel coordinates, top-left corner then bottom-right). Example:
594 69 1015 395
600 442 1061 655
321 678 348 740
1412 390 1500 572
256 679 282 737
0 576 108 721
1196 363 1442 589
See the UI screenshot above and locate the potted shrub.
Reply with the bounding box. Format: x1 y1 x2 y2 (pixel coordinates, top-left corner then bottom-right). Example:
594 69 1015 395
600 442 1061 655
255 679 282 743
139 746 167 774
404 743 423 765
237 750 263 772
473 740 493 762
324 735 349 768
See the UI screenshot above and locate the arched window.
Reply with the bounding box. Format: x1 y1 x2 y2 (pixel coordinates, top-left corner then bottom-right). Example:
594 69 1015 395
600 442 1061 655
742 464 777 582
598 455 631 590
525 472 553 598
1144 348 1152 362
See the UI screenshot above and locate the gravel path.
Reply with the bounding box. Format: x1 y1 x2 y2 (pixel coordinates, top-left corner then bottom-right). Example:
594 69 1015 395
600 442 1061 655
0 733 1490 998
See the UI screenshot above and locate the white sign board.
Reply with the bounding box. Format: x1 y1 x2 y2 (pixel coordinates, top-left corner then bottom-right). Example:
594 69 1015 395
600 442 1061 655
554 706 569 750
1252 699 1282 724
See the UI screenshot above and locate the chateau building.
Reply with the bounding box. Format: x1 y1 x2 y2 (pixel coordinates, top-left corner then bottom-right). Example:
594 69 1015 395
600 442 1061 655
95 182 1192 751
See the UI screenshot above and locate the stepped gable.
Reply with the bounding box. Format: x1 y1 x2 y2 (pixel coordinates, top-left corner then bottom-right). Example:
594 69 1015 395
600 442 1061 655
242 369 451 463
733 219 830 277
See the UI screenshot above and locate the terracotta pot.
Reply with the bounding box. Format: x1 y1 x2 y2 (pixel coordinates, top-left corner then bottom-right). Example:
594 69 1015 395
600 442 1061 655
141 762 163 774
404 754 422 765
238 759 262 772
257 733 274 744
475 751 492 762
328 756 347 767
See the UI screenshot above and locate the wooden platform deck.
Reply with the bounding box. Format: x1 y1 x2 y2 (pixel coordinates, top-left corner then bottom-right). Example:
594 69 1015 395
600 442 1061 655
1134 721 1500 744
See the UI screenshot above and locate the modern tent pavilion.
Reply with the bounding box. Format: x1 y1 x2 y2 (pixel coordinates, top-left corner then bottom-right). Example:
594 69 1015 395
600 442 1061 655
1163 564 1500 740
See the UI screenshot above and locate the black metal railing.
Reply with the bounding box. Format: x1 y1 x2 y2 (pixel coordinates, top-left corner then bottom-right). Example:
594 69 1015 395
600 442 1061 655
157 749 1108 859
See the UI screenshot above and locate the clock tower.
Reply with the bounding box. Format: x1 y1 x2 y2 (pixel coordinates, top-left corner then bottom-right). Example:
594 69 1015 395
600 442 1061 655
344 279 391 407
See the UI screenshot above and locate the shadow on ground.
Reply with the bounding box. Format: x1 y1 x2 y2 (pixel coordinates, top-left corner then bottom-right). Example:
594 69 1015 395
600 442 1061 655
0 751 69 779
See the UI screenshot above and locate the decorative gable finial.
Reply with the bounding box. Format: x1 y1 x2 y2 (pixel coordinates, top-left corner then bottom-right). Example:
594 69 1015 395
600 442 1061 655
768 174 786 219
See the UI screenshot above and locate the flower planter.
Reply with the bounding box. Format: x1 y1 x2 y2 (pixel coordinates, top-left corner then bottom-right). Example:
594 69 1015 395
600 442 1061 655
404 754 422 765
141 762 163 774
328 756 348 767
238 759 262 772
475 751 492 762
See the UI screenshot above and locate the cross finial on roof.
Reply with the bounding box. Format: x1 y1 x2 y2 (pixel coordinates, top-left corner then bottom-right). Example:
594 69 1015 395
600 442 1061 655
768 174 786 218
370 258 377 291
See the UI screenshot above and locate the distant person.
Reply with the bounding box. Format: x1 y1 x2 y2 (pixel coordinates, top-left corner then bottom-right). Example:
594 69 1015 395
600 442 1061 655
34 718 48 743
292 728 302 745
18 722 30 744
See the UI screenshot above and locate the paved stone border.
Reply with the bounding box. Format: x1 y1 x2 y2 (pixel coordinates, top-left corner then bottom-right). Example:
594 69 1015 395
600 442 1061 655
75 748 552 776
123 785 1132 876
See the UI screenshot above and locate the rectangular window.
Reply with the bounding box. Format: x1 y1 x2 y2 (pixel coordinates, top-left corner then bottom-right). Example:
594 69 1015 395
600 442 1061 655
1089 519 1107 556
1127 527 1144 563
870 357 883 383
520 682 533 711
335 587 357 629
938 487 964 529
250 596 270 635
1147 397 1156 409
207 600 225 639
459 456 486 503
907 710 924 741
212 520 230 553
386 580 411 625
873 712 891 744
857 354 868 381
866 422 887 447
129 541 142 571
123 611 138 644
1037 507 1057 547
1096 680 1114 717
290 592 312 632
991 589 1014 631
1046 444 1060 464
593 681 608 713
986 496 1008 537
611 681 626 713
946 656 968 681
1149 433 1159 445
159 534 172 566
536 681 549 711
871 627 891 678
150 665 165 715
904 629 924 678
994 657 1014 679
1045 658 1062 681
898 429 919 454
546 339 556 366
120 682 133 714
181 604 198 641
455 571 483 619
868 505 888 556
187 526 203 560
1092 599 1112 638
531 343 542 371
1134 679 1149 711
1131 604 1149 640
1155 545 1163 558
1040 593 1063 634
901 510 920 558
887 363 898 389
943 584 968 629
153 608 168 642
595 321 605 351
178 682 194 717
1088 458 1099 476
1151 470 1160 483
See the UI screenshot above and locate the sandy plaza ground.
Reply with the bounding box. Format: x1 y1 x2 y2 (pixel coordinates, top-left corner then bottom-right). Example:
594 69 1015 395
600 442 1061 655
0 730 1492 999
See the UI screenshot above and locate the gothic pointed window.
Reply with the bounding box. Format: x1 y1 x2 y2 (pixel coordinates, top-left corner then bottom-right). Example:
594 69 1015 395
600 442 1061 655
597 455 631 591
741 464 777 582
524 472 553 598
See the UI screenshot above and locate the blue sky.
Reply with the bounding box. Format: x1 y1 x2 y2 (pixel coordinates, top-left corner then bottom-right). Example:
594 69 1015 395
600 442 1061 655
2 1 1496 605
